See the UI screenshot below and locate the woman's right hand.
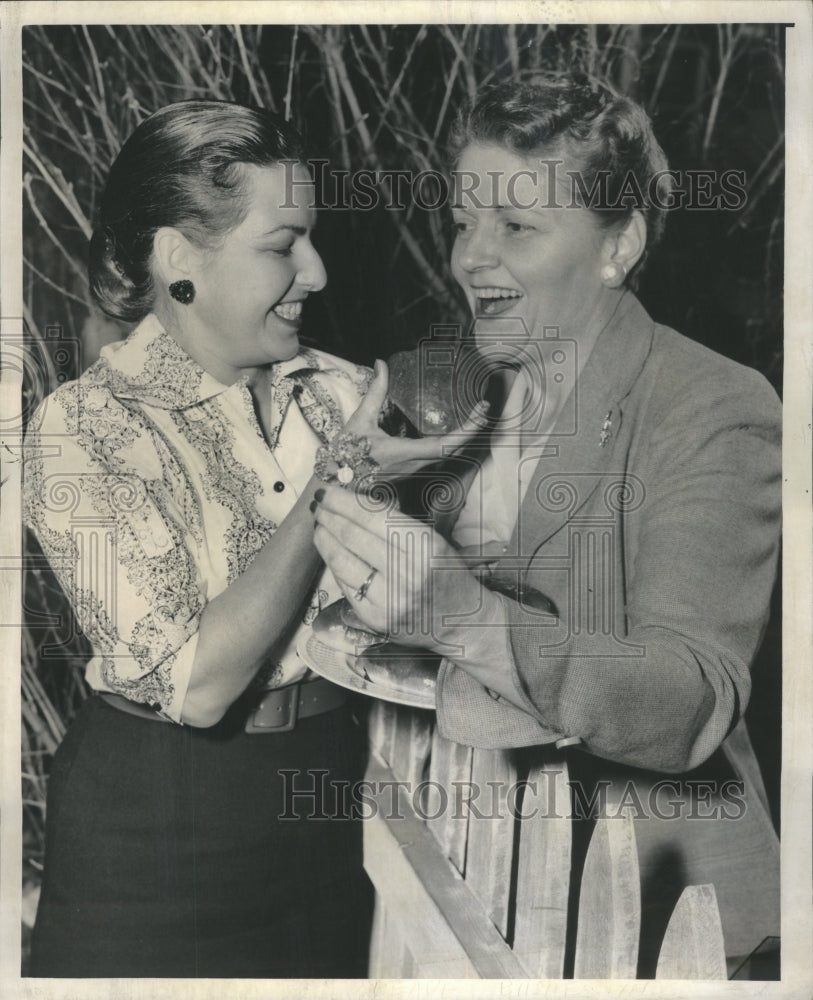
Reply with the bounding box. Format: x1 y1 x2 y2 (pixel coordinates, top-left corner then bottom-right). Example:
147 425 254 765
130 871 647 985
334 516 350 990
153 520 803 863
342 359 489 477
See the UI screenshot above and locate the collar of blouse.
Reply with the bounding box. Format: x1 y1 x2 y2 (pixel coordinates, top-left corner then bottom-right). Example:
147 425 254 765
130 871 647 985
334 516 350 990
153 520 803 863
95 312 326 411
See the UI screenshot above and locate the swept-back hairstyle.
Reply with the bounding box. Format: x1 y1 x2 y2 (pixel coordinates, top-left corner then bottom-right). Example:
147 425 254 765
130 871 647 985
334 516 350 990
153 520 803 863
448 75 671 280
89 101 305 321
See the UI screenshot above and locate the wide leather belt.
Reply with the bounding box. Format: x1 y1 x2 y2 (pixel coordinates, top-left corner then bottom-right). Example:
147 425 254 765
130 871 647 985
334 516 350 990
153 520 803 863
244 676 348 733
98 676 348 733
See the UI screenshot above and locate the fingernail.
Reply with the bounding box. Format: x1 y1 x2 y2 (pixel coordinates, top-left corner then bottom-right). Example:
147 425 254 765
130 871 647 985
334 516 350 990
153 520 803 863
314 488 325 502
309 500 317 513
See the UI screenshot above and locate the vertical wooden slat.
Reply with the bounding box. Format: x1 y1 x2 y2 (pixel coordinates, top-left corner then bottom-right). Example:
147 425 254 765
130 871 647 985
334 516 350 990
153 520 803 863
463 747 518 939
390 706 433 787
512 757 572 978
573 810 641 979
426 726 473 875
368 698 398 767
655 884 727 980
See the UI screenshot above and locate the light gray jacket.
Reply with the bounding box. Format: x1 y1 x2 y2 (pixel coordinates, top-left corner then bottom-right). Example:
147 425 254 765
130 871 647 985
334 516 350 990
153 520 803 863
434 292 781 965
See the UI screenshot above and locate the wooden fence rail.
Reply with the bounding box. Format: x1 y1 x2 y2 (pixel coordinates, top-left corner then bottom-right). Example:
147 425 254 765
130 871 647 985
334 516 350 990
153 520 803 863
364 700 727 980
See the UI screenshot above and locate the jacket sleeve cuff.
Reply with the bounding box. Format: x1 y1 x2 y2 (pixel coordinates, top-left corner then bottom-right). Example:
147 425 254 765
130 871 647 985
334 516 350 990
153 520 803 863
434 600 566 749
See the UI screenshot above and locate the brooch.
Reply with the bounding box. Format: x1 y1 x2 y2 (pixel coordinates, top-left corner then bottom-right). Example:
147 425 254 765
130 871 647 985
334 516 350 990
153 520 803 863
599 410 613 447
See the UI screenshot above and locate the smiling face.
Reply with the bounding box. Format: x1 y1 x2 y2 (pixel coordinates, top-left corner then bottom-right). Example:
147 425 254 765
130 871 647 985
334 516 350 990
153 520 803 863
451 142 615 356
165 162 326 384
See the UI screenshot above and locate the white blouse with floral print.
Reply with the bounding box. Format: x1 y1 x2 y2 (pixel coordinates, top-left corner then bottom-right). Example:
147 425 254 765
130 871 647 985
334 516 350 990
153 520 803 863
24 314 371 723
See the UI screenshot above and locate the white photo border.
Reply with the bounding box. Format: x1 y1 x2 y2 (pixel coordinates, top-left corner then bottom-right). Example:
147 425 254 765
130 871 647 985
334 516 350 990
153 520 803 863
1 3 810 998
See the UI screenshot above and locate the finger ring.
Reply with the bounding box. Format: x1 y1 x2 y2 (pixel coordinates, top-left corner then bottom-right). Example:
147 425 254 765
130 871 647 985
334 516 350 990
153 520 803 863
353 568 377 602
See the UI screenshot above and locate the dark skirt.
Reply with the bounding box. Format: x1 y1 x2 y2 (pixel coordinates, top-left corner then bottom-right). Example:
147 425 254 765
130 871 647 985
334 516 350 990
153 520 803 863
30 694 373 978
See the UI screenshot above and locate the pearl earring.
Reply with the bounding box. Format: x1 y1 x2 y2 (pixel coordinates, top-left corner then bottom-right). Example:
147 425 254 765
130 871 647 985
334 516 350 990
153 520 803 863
601 263 626 286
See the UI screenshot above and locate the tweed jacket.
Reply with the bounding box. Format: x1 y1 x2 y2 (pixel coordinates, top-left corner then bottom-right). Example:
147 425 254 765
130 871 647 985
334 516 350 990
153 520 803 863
433 291 781 964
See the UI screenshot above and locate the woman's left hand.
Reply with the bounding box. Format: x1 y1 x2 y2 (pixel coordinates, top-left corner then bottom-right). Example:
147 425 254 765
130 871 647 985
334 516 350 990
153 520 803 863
312 483 485 650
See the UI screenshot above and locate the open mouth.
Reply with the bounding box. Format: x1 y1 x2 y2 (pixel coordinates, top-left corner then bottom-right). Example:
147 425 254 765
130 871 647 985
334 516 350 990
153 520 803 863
473 287 522 317
272 300 304 323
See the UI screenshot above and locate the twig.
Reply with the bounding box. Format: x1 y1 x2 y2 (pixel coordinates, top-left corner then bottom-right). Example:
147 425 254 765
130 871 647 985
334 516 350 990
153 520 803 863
233 24 264 107
80 26 120 157
432 39 465 143
22 137 92 239
726 150 784 236
23 174 88 283
369 26 427 148
283 25 299 122
649 26 682 112
440 26 477 102
23 258 89 310
318 29 352 169
702 25 742 160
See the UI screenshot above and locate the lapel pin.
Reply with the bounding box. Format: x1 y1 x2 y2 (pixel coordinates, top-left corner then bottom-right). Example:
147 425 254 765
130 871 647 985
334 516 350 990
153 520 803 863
600 410 613 447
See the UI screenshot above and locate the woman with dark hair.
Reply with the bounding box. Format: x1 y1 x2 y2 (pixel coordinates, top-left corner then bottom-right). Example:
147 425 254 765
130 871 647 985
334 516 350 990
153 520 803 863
23 100 482 978
312 76 781 974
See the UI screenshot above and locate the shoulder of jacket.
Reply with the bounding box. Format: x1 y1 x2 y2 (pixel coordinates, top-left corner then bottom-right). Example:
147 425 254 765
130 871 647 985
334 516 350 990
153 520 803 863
644 324 780 417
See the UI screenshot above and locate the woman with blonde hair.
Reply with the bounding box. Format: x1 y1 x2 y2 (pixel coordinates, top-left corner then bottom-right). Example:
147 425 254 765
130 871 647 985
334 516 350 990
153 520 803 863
313 75 781 975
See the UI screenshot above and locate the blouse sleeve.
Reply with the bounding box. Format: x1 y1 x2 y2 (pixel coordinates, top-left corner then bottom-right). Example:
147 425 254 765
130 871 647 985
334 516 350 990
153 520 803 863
23 385 206 723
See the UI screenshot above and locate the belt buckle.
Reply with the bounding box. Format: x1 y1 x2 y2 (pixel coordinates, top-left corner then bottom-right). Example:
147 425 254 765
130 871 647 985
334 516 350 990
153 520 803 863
245 684 299 734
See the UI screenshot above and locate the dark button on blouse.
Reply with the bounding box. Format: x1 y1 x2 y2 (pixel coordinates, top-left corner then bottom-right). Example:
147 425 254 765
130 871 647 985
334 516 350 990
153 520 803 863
273 481 285 493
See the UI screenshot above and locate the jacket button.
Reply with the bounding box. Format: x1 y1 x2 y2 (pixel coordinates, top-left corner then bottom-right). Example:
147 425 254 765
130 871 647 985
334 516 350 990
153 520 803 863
273 481 285 493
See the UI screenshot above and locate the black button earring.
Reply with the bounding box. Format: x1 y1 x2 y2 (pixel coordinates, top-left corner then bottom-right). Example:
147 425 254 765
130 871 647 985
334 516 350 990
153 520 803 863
169 280 195 305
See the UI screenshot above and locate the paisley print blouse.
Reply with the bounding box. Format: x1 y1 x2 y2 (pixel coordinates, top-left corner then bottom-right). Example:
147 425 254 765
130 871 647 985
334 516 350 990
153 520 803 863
24 314 371 722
